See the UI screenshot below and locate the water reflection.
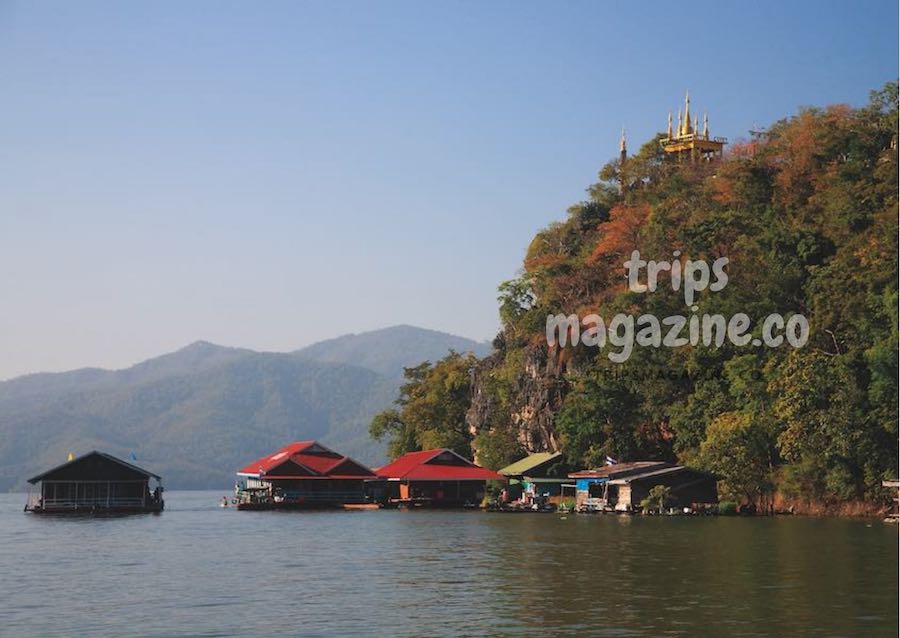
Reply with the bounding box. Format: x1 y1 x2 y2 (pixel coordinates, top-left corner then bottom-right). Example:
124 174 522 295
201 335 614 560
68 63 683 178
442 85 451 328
0 493 895 637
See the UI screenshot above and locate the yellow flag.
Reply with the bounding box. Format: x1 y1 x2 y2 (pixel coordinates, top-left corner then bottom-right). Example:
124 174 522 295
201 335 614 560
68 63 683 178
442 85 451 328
67 452 74 461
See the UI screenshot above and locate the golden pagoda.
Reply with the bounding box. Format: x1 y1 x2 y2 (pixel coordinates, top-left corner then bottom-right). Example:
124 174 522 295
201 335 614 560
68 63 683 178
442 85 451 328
661 91 726 162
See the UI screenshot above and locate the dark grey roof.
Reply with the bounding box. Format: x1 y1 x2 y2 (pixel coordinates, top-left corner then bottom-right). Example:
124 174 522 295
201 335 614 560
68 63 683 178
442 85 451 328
27 450 161 484
608 465 718 484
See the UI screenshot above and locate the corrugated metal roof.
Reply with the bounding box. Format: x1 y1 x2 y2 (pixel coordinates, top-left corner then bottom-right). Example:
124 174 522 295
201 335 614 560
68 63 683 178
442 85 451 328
568 461 670 480
236 441 375 479
372 449 441 475
376 448 505 482
498 452 563 476
608 465 717 485
237 441 317 475
28 451 161 484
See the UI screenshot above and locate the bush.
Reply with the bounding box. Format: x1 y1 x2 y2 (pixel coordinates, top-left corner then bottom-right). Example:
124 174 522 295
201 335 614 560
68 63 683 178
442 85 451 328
640 484 673 513
718 501 738 516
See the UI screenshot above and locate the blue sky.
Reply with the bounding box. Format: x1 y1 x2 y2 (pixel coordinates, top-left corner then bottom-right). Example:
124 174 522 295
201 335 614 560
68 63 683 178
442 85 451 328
0 0 896 378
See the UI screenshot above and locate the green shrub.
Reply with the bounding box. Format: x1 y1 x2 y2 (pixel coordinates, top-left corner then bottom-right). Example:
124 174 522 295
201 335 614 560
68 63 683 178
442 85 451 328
640 484 673 513
718 501 738 515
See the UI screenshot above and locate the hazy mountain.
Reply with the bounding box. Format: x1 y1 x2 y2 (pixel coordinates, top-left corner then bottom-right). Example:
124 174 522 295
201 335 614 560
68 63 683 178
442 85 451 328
0 326 491 491
0 341 252 412
293 324 491 377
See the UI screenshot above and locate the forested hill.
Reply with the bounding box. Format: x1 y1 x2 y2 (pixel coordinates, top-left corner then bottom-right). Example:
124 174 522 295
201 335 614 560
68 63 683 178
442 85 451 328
0 326 488 490
373 83 899 513
293 325 491 378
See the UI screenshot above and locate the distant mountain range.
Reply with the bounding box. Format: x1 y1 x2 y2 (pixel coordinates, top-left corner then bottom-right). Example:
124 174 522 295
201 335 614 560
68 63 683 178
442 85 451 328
0 325 491 491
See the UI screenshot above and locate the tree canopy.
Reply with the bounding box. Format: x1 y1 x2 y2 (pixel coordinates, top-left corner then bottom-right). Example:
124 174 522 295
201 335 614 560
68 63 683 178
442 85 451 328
370 352 480 460
372 82 899 507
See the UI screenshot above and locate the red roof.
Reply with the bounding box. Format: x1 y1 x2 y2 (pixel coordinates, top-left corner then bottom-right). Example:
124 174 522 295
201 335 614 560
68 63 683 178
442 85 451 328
375 448 505 482
237 441 376 479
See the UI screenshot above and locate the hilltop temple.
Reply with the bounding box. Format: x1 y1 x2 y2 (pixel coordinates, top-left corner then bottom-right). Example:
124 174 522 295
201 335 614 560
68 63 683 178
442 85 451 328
660 91 726 162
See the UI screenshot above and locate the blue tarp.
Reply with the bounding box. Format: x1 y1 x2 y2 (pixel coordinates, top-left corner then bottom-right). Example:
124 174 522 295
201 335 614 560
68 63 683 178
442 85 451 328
576 477 608 491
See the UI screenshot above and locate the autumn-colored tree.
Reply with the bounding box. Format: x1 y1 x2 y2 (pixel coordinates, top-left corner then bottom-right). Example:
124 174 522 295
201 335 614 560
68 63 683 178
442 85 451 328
698 411 775 502
373 82 899 509
590 203 650 263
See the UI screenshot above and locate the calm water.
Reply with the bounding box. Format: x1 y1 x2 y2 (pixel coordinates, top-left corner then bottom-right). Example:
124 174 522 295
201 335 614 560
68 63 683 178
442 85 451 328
0 491 896 638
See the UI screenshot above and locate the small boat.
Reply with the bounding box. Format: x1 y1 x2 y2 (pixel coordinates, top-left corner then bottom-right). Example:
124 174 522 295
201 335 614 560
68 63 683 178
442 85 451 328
343 503 381 510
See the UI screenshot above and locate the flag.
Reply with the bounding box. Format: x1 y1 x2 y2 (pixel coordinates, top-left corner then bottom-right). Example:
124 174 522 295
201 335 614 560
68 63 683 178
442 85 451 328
130 452 138 461
67 452 75 462
605 456 618 465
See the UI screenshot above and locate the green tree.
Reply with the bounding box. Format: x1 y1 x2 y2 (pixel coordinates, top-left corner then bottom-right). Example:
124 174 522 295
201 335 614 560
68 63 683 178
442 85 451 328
472 425 523 473
698 412 775 503
640 485 673 513
398 83 900 510
369 352 479 460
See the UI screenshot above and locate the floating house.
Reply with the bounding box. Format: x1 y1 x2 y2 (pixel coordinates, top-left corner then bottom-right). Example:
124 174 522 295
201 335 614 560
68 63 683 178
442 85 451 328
570 461 665 510
373 448 505 507
498 452 575 506
234 441 376 510
25 451 164 514
570 462 717 512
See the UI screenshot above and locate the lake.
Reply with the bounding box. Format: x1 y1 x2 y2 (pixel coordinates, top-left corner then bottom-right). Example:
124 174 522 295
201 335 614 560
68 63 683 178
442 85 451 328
0 491 896 637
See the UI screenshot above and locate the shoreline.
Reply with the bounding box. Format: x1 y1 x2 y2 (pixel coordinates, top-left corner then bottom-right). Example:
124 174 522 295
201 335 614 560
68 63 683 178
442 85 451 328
4 490 894 520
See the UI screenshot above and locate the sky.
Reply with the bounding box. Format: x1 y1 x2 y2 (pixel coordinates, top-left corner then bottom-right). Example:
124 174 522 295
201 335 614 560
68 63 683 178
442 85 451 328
0 0 896 379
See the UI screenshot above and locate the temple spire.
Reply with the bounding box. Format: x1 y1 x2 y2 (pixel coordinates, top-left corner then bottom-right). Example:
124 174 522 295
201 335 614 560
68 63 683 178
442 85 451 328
619 126 627 161
683 90 692 135
661 91 726 162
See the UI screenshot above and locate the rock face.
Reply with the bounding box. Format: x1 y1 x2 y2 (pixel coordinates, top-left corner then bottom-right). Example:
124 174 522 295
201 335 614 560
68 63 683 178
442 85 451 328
467 342 573 454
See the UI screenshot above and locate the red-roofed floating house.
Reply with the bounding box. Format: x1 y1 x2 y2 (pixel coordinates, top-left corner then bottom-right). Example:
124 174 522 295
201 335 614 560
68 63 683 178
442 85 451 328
372 448 506 507
234 441 376 510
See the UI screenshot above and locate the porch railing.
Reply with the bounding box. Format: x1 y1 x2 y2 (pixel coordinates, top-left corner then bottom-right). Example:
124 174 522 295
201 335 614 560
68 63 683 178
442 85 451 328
579 497 608 512
26 494 148 510
235 490 365 505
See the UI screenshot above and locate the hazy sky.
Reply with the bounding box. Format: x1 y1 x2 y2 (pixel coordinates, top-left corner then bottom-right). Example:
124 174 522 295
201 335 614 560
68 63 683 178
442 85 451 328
0 1 896 379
